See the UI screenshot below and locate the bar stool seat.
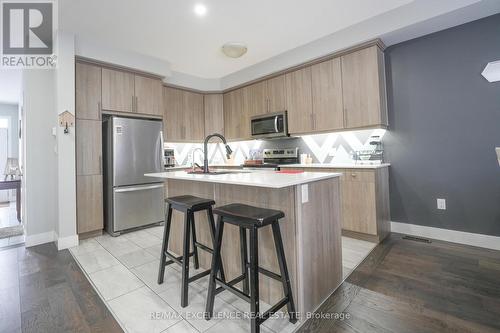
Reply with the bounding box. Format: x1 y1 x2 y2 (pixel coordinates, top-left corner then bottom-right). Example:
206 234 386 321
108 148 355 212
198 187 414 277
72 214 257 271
166 195 215 212
213 203 284 227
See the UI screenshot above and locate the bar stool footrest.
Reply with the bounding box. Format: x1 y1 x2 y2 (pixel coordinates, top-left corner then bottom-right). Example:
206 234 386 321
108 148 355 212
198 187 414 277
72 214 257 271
260 297 295 323
194 241 214 254
242 262 283 281
187 269 212 283
163 251 195 267
214 276 250 302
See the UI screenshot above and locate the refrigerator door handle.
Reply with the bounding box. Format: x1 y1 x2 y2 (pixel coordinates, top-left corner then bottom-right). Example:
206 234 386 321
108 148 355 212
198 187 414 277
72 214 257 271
115 184 164 193
160 130 165 169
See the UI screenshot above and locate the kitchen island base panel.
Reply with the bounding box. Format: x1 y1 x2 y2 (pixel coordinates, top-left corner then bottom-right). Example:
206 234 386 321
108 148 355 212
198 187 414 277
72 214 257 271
164 177 342 317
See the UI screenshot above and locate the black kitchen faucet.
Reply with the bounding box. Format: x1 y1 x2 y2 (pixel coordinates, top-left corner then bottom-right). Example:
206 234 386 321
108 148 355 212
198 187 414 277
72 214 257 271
203 133 233 173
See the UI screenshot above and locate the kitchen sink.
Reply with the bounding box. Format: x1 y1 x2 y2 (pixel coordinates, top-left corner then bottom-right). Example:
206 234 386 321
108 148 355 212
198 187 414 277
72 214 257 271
186 170 250 175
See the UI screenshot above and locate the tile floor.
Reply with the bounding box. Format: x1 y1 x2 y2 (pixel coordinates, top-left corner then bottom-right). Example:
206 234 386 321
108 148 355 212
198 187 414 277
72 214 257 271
70 226 376 333
0 202 24 248
341 236 377 279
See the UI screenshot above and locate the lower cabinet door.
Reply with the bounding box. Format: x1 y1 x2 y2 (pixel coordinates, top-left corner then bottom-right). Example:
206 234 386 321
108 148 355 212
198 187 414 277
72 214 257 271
77 175 104 234
341 179 377 235
112 183 164 233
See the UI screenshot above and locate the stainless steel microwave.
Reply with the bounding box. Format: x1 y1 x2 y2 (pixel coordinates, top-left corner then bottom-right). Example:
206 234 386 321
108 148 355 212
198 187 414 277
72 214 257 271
251 111 288 139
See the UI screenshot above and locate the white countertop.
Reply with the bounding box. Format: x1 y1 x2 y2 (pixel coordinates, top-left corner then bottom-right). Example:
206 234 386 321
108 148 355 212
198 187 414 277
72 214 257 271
147 169 341 189
279 163 391 169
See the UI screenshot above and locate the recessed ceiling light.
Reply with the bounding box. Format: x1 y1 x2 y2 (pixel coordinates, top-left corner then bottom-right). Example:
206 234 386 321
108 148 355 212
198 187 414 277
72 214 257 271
222 42 248 58
194 4 207 16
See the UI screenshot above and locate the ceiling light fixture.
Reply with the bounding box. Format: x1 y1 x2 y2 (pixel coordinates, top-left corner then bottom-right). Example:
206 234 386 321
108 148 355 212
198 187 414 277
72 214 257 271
194 3 207 16
222 42 248 58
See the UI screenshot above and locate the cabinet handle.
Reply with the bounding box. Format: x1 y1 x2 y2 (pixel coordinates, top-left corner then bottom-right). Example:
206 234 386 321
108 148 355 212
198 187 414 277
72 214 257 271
135 96 139 112
351 173 357 177
99 155 102 174
97 102 101 120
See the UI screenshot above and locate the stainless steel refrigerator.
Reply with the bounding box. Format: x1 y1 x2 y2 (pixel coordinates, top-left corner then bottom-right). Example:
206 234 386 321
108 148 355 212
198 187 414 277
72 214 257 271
103 116 165 236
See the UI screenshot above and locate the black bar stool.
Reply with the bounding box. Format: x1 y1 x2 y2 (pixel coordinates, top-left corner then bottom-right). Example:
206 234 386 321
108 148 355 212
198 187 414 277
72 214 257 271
158 195 225 307
205 203 297 333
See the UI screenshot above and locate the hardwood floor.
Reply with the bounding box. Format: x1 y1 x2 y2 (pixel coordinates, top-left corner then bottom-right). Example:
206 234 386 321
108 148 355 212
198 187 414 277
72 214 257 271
298 233 500 333
0 243 122 333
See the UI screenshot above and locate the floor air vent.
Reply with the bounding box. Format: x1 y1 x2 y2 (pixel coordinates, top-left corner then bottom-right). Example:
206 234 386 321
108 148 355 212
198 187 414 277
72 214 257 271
402 235 432 243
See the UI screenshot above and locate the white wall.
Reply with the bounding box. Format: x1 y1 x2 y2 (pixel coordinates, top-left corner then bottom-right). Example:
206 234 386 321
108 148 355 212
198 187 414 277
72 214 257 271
55 31 78 249
22 70 58 245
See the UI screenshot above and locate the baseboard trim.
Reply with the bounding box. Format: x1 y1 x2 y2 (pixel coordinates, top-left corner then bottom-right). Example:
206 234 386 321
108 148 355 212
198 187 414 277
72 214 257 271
391 221 500 251
25 231 56 248
56 234 79 250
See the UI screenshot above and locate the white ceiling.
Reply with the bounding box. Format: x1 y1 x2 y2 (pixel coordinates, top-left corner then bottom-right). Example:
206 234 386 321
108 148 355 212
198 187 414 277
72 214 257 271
0 70 22 105
60 0 414 79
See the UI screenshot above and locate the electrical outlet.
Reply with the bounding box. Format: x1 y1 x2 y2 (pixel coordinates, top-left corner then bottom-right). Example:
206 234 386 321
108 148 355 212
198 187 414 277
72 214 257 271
437 198 446 210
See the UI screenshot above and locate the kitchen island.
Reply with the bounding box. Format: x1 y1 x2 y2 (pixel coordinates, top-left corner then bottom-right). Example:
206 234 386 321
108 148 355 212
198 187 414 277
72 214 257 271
146 170 343 318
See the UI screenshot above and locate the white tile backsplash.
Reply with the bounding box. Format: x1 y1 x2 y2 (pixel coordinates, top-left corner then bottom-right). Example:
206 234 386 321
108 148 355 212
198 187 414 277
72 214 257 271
167 129 386 166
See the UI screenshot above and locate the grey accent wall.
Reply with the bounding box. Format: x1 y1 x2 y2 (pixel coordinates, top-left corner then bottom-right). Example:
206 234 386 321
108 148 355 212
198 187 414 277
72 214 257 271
385 13 500 236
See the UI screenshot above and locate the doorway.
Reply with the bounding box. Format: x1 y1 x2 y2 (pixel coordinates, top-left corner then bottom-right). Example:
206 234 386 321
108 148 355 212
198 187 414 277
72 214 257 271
0 69 23 248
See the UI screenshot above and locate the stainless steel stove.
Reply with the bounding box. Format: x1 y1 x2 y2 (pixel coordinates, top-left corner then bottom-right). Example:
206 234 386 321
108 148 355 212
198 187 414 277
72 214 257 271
242 148 299 170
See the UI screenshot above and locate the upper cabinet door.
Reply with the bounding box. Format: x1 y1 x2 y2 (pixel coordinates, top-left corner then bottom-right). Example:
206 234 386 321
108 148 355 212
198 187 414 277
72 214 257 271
163 86 185 141
76 62 101 120
266 75 286 113
184 90 205 141
163 87 205 142
204 94 224 136
102 68 135 113
223 89 245 141
341 46 388 129
311 58 344 131
285 67 314 134
242 81 266 118
135 75 163 117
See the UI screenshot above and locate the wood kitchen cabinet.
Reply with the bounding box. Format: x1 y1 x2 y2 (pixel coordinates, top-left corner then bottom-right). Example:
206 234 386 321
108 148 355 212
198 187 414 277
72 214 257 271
223 88 246 141
285 67 314 134
311 57 344 131
242 81 266 118
76 175 104 234
204 94 224 136
76 61 104 236
101 68 135 113
184 90 205 141
341 170 378 235
163 86 204 141
76 119 102 176
164 87 184 141
265 75 286 113
280 166 390 243
134 75 163 117
341 45 388 129
223 79 281 141
76 62 101 120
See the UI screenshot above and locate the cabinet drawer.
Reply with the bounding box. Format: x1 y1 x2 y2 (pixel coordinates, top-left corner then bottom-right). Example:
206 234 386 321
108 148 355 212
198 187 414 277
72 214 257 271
342 169 375 183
